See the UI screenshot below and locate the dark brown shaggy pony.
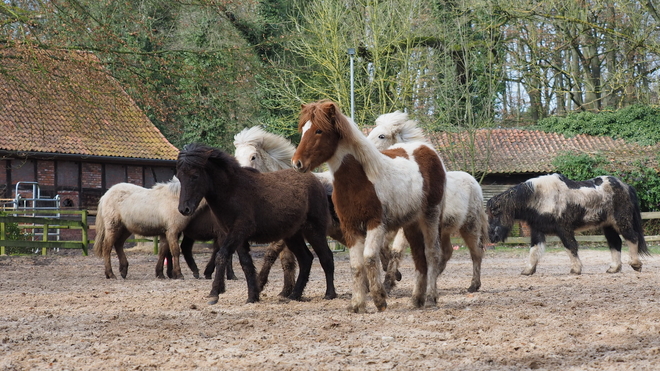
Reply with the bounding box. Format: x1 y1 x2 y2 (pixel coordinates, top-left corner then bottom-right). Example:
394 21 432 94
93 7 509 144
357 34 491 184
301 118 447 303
176 143 336 304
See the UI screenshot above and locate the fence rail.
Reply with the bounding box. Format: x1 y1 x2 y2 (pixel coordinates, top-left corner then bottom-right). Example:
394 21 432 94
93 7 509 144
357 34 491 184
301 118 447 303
1 211 659 255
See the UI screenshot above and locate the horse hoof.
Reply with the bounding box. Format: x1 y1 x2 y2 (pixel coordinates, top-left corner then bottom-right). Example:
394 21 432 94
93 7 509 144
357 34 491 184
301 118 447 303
467 285 480 293
569 270 581 275
287 292 303 301
227 275 238 280
120 273 127 279
348 304 366 314
246 296 260 304
193 272 200 279
521 268 536 276
204 274 212 280
324 291 337 300
156 274 167 280
606 266 622 273
207 296 219 305
375 301 388 312
411 295 425 309
631 264 642 272
425 295 437 308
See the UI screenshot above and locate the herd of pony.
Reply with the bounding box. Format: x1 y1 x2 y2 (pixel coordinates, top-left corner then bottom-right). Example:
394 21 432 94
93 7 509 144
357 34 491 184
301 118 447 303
93 99 650 313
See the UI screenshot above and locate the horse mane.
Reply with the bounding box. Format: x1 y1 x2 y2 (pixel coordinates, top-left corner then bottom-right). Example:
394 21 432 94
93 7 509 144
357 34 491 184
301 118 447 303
179 143 241 172
233 126 296 169
374 111 428 144
151 176 181 195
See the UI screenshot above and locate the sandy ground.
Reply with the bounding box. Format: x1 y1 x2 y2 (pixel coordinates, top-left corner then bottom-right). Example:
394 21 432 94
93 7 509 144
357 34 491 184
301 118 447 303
1 245 659 371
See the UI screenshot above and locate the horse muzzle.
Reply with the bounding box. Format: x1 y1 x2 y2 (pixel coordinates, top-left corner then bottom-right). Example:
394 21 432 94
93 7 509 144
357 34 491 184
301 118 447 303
178 205 196 216
292 159 310 173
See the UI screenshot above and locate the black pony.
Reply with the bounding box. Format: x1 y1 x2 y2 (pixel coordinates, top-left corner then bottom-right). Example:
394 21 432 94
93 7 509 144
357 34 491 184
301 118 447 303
176 143 336 304
487 173 649 275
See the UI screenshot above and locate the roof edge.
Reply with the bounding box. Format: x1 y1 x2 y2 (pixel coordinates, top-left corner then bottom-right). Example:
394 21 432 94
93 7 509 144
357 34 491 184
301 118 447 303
0 151 176 167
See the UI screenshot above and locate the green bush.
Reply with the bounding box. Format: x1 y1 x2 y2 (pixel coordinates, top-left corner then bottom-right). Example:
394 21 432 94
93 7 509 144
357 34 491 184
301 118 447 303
537 104 660 146
1 212 31 255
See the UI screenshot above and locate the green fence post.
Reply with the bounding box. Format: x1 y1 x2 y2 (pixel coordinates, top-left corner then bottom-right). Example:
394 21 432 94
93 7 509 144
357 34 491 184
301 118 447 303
81 210 89 256
153 235 159 255
42 224 48 256
1 222 5 256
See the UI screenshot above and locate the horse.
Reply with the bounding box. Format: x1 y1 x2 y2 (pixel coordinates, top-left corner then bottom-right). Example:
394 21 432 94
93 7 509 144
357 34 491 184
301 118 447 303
93 178 207 279
367 111 489 293
486 173 650 275
292 100 446 313
176 143 337 304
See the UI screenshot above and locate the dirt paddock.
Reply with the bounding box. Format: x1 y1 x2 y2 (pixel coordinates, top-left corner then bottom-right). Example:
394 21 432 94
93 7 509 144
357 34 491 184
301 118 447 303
1 245 660 370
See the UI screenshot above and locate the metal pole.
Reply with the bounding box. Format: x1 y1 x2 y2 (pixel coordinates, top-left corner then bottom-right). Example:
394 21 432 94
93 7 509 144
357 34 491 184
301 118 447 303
348 48 355 120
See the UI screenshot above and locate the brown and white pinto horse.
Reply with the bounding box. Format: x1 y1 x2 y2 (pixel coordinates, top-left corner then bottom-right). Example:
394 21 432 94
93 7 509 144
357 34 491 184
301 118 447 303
292 100 446 313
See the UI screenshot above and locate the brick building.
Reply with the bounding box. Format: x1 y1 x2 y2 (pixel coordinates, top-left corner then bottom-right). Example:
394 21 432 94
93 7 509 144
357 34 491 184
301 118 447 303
0 46 179 210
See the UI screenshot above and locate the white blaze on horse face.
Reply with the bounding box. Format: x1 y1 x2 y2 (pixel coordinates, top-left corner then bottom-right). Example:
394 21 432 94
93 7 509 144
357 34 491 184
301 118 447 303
301 120 312 135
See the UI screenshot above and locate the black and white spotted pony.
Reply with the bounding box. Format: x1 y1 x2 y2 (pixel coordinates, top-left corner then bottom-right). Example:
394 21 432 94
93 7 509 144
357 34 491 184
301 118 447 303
487 173 649 275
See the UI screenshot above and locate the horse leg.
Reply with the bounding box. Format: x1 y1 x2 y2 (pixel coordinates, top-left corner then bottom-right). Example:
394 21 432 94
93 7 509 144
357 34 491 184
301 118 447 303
180 235 200 279
603 227 623 273
522 230 546 276
102 232 116 279
419 212 441 308
364 225 388 312
115 230 132 279
283 233 314 301
619 228 644 272
155 239 170 279
204 240 219 279
256 240 287 294
304 230 337 300
404 224 428 309
225 251 238 280
166 233 184 279
557 231 582 275
460 228 484 293
348 235 368 313
209 237 237 304
437 231 453 276
235 241 260 303
279 246 298 298
383 229 404 293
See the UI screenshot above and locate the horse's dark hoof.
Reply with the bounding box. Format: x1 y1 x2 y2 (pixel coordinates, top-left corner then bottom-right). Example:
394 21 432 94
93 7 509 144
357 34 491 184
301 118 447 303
193 272 200 279
348 303 366 313
204 274 212 280
227 274 238 280
120 273 127 279
208 297 219 305
156 274 167 280
411 295 424 308
631 264 642 272
287 293 303 301
246 296 260 304
467 284 480 293
324 291 337 300
376 302 387 312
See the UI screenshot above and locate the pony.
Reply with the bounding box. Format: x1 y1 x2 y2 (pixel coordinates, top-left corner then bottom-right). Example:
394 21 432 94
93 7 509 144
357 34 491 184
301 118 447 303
233 126 353 295
292 100 446 313
93 178 206 279
367 111 489 293
486 173 650 275
176 143 337 304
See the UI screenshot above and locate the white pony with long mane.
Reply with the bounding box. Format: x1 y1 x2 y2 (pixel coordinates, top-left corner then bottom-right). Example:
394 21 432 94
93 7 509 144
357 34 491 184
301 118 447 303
368 111 489 293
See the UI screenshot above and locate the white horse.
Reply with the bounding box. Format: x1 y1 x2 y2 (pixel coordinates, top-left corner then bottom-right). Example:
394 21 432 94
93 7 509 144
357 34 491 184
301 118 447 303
292 100 446 313
367 111 489 292
93 178 206 279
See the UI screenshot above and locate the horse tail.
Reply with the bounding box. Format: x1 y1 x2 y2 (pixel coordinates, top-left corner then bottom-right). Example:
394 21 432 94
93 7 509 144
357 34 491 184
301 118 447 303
93 202 106 258
628 185 650 256
479 208 490 249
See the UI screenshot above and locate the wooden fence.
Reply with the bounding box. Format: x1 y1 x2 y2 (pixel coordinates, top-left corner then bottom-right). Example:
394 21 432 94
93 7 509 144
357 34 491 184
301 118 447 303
1 211 659 255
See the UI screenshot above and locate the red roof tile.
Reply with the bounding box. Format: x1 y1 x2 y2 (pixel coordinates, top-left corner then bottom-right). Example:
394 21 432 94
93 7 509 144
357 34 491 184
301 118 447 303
0 46 179 160
428 128 659 174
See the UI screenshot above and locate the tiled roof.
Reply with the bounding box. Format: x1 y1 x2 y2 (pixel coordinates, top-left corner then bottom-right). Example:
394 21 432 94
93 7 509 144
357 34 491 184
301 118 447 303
428 128 659 174
0 46 179 161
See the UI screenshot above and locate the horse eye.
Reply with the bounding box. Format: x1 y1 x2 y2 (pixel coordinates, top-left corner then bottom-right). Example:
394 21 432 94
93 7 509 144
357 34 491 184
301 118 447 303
315 129 322 135
251 155 257 161
378 134 385 139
